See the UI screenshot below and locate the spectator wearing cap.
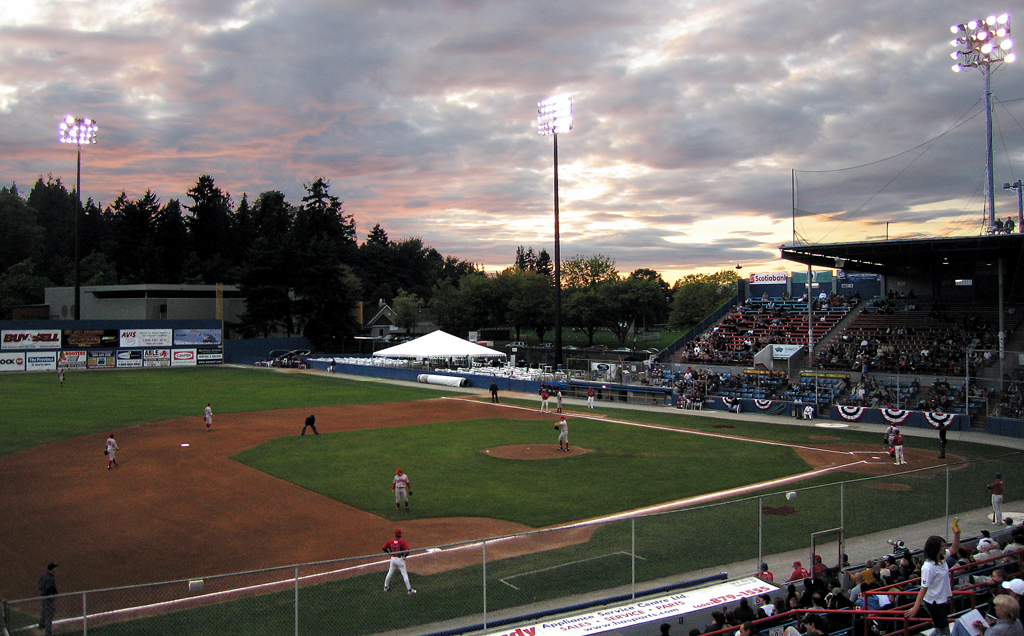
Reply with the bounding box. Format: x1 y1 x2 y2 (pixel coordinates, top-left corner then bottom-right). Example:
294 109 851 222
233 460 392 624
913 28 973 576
758 562 774 582
789 560 810 582
37 562 58 636
1003 579 1024 621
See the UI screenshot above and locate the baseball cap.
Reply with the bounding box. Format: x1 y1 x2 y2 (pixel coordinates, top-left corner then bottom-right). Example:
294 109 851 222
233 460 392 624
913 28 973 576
1002 579 1024 595
996 473 1002 479
394 529 402 536
793 561 802 567
47 562 58 570
396 469 402 474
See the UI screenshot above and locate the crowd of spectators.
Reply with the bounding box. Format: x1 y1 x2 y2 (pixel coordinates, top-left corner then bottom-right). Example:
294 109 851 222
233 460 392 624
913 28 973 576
677 293 858 367
817 297 1005 376
697 526 1024 636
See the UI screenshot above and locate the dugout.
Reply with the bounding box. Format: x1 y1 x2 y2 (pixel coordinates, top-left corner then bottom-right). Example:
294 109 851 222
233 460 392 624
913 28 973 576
565 381 674 406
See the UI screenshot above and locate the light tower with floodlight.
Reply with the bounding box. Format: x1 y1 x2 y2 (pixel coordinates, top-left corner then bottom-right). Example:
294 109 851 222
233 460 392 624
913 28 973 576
950 14 1015 231
537 93 572 367
58 115 98 320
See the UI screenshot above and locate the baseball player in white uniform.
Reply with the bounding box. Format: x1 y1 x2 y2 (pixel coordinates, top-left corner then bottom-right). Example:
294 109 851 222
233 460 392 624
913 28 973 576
556 416 569 452
105 434 119 469
393 469 412 511
382 529 416 594
204 403 213 432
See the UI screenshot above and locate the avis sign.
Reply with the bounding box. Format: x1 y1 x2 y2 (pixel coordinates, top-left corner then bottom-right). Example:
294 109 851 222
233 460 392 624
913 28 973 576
1 330 62 350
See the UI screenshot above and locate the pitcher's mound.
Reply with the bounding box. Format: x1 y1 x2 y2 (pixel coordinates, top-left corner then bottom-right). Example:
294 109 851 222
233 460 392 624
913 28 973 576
484 444 590 460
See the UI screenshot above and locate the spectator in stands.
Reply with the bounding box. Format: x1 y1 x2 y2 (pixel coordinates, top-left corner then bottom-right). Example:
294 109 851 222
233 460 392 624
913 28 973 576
758 562 774 582
971 594 1022 636
734 597 756 623
905 528 962 636
1001 579 1024 623
705 611 727 634
812 555 828 579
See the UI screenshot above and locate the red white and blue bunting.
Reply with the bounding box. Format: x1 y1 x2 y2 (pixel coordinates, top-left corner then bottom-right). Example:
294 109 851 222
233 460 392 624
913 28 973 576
881 409 912 424
837 406 865 421
923 412 955 429
754 399 774 411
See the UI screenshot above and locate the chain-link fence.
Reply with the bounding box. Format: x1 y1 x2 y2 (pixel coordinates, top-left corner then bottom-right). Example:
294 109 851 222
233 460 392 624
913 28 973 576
5 453 1021 636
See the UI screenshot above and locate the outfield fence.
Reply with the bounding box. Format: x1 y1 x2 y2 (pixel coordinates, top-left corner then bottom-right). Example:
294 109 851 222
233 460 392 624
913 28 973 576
4 452 1022 636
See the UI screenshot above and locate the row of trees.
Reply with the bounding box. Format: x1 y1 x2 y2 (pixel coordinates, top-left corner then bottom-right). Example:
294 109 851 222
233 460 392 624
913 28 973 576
0 173 742 350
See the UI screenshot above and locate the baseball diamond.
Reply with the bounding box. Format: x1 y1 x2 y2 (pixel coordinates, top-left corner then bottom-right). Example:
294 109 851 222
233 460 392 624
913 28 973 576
0 366 1015 635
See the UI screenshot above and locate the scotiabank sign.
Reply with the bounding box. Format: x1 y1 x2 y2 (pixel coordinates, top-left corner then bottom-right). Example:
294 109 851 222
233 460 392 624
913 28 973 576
749 272 788 285
0 352 26 372
1 330 62 350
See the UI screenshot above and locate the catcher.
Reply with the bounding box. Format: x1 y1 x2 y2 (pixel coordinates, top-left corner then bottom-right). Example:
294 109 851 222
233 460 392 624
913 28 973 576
393 468 412 511
382 529 416 594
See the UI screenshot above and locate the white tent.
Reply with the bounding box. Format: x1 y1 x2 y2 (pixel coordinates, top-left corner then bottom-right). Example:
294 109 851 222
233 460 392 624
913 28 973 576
372 330 506 360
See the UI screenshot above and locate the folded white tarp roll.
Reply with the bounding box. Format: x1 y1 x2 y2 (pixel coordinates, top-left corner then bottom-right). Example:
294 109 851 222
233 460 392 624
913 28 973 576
417 374 470 388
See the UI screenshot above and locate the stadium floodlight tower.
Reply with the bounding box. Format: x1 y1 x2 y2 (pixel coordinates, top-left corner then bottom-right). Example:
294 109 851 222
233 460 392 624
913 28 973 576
950 14 1015 232
537 93 572 367
58 115 98 321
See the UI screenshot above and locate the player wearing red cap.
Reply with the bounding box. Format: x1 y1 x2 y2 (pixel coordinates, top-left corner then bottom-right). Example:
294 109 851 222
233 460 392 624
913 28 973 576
788 561 809 582
383 529 416 594
393 469 412 511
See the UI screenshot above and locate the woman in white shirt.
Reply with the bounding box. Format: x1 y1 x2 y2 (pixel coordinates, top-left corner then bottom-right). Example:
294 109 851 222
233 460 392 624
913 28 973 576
905 527 961 635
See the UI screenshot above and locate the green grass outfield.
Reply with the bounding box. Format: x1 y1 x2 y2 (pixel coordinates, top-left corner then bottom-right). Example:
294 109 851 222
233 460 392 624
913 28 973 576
0 366 451 456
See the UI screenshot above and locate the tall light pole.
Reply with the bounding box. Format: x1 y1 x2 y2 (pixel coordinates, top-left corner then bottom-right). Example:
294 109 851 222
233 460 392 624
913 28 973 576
538 93 572 368
950 14 1015 231
58 115 98 321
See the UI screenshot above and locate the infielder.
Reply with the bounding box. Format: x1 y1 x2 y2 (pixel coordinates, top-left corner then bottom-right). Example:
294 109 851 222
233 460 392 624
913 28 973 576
556 389 563 413
539 388 550 412
587 387 595 408
382 529 416 594
393 469 412 511
988 473 1005 524
555 416 569 452
204 402 213 432
892 428 906 465
105 433 119 469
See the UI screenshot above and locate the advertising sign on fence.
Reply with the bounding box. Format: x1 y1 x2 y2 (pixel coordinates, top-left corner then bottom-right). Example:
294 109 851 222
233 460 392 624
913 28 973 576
116 350 144 368
26 351 57 371
119 329 173 348
173 329 221 346
171 348 197 366
0 351 26 372
64 330 119 349
482 577 775 636
196 347 223 365
143 349 171 367
1 329 62 350
58 350 88 370
87 350 117 369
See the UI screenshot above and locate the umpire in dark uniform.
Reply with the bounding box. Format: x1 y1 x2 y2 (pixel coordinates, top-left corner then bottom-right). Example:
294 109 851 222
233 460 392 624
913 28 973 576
38 562 58 636
301 414 319 435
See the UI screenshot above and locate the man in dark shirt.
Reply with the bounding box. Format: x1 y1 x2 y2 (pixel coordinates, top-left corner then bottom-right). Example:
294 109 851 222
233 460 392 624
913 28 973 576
38 562 58 636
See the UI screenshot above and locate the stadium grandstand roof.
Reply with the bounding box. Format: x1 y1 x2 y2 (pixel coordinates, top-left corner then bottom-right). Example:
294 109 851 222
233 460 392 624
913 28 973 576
780 234 1024 277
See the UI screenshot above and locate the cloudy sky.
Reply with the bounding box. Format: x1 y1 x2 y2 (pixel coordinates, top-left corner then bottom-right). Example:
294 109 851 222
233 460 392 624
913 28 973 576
1 0 1022 284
